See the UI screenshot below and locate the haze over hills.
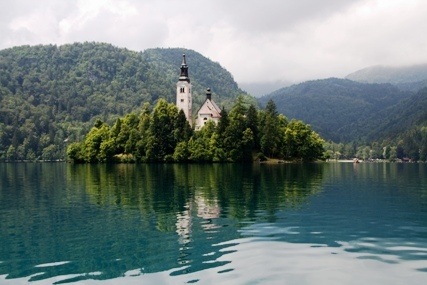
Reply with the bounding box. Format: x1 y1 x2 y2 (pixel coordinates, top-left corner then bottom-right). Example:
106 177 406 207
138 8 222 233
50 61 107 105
239 80 293 97
346 64 427 92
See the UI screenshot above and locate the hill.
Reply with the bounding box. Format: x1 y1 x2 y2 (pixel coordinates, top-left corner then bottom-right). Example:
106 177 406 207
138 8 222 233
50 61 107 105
359 87 427 160
258 78 413 142
0 43 248 161
360 88 427 139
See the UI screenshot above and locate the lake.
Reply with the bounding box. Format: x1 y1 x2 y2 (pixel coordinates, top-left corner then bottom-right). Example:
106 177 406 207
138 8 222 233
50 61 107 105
1 162 427 284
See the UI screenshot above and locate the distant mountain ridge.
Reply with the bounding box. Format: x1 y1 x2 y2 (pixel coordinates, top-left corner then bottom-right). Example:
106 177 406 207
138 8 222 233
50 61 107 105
346 63 427 84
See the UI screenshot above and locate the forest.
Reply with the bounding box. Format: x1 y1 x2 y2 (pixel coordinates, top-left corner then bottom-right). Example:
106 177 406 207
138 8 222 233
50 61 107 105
67 98 325 163
0 43 253 161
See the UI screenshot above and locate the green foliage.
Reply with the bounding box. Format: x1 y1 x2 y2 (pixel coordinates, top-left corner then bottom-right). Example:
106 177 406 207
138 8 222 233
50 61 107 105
0 43 247 161
146 99 179 161
68 97 325 163
261 78 427 162
259 99 284 157
259 78 413 142
284 120 325 161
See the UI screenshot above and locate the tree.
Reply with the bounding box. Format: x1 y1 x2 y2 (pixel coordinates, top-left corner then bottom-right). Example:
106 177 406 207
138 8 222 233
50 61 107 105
284 120 324 161
41 144 58 161
145 99 178 161
98 138 117 162
222 95 254 161
174 109 193 143
67 142 84 162
188 121 216 162
6 145 16 161
83 120 110 162
173 141 189 162
260 99 282 157
246 104 259 150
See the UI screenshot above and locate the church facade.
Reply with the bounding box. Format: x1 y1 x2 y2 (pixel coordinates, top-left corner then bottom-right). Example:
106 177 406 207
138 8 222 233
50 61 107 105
176 54 221 130
194 88 221 130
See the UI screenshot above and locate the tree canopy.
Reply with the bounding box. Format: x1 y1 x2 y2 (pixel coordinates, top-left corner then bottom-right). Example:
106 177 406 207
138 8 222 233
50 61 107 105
68 98 325 163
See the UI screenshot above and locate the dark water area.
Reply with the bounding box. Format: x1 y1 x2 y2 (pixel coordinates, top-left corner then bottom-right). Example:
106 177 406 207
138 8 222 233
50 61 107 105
0 162 426 284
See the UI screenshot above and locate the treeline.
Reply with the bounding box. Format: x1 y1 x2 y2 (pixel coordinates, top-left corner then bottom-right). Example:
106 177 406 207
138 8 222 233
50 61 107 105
67 98 325 163
324 129 427 162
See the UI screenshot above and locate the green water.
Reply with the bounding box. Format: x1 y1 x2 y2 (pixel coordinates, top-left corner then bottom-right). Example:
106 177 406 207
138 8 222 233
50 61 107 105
0 163 426 284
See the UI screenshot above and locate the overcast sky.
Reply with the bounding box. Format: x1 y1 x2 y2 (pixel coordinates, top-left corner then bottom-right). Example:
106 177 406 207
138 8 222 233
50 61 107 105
1 0 427 85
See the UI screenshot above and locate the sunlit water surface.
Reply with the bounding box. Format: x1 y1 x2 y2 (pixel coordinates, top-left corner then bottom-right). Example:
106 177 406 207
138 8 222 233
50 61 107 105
1 163 426 284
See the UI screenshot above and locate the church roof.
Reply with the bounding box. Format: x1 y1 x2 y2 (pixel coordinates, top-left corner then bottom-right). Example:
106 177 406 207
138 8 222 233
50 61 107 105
179 54 190 83
197 97 222 118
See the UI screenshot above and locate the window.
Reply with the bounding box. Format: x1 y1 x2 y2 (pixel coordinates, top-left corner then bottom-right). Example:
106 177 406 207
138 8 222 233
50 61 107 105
180 87 185 93
181 99 184 102
203 117 207 121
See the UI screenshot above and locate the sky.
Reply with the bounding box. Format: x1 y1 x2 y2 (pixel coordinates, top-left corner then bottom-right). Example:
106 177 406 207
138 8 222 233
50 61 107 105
1 0 427 86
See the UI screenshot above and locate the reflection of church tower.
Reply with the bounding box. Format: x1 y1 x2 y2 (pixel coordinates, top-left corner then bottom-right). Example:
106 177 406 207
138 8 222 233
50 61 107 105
176 54 192 126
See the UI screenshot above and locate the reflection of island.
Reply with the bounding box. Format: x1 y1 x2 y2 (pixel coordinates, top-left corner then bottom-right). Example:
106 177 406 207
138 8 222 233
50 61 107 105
74 163 326 223
59 163 326 280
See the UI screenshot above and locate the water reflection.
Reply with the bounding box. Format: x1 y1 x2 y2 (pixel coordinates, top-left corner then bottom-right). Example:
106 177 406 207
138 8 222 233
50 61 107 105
71 163 325 227
1 163 427 284
0 163 324 283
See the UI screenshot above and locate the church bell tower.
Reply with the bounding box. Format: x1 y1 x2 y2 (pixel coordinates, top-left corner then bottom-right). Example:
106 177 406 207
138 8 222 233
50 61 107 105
176 54 192 125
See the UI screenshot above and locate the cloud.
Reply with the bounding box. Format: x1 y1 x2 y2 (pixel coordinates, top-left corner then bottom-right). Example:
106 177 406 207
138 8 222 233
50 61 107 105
57 0 169 50
211 0 362 33
1 0 427 83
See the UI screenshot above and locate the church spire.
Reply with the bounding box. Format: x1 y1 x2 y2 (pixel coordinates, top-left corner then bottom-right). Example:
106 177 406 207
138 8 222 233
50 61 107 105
176 54 192 126
206 88 212 101
179 54 190 83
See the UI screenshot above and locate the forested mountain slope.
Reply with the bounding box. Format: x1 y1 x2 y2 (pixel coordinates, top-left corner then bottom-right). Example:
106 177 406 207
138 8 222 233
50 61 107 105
258 78 413 142
0 43 248 160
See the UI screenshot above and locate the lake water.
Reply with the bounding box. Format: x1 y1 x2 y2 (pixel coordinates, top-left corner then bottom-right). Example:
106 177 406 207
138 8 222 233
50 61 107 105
1 162 427 285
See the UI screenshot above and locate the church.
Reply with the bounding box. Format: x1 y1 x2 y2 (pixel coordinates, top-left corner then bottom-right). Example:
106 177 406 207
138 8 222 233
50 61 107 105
175 55 221 130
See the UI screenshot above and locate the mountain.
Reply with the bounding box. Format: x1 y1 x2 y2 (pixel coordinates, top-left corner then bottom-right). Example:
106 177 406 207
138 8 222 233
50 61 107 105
346 64 427 85
364 87 427 140
258 78 413 142
0 42 248 161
